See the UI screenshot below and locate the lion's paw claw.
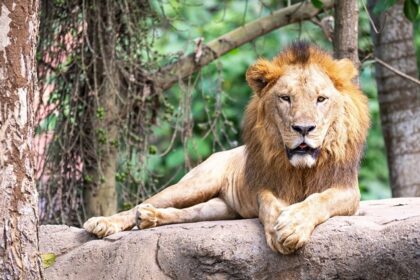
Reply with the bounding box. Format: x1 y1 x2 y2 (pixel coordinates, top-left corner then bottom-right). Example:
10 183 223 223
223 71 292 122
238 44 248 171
266 203 315 255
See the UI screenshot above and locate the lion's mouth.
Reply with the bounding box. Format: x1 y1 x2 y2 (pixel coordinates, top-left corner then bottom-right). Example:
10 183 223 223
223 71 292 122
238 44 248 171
286 143 320 159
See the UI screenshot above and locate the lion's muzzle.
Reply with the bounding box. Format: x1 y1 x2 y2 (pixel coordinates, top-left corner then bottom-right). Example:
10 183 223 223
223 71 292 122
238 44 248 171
291 125 316 136
286 143 320 161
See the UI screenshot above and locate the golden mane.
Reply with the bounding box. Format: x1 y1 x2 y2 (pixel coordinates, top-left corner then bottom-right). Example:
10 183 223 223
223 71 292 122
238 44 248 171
243 42 370 203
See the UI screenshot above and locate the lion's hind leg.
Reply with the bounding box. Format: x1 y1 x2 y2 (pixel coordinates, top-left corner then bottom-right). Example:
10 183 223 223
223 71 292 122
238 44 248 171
137 198 239 229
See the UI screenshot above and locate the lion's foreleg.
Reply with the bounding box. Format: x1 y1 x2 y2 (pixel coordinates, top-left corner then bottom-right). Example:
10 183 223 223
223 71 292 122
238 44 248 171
257 190 289 254
273 187 360 254
136 198 239 229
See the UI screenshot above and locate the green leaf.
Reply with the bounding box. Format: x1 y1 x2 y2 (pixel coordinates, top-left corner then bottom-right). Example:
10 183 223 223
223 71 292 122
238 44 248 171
187 137 211 159
404 0 419 21
166 149 185 169
41 253 56 268
148 145 158 155
311 0 324 9
96 106 105 120
373 0 397 14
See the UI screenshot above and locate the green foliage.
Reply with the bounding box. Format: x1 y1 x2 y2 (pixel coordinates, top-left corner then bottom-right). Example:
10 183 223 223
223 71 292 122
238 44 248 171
358 65 391 199
415 19 420 68
148 145 158 155
404 0 419 21
96 128 107 145
36 114 57 133
311 0 324 9
96 107 105 120
373 0 419 21
373 0 397 14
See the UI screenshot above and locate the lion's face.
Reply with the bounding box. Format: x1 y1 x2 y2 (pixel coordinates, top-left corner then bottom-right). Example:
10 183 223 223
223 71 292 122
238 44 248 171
245 43 365 169
263 64 343 168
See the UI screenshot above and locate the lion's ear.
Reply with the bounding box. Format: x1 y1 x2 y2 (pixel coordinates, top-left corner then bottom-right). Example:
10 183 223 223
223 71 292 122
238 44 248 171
335 58 358 81
246 59 281 96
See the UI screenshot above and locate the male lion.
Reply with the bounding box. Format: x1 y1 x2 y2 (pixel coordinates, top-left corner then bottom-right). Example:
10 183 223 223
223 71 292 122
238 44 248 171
84 42 370 254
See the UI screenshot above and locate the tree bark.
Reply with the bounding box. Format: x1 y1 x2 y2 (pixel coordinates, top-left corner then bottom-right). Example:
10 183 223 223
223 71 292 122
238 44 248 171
0 0 43 278
368 0 420 197
333 0 360 69
155 0 334 91
83 0 119 218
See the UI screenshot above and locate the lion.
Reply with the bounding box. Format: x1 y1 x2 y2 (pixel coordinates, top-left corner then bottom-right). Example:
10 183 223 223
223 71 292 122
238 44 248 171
84 41 370 254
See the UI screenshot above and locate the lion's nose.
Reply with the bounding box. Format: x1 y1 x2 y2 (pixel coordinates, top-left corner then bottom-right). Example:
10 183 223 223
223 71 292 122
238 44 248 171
292 125 316 136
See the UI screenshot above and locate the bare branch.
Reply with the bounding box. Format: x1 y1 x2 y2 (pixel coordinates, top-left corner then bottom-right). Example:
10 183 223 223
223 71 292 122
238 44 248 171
155 0 334 91
311 16 334 41
374 57 420 86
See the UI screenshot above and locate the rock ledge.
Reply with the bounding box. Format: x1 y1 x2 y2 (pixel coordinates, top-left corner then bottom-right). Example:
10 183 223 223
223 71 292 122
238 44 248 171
40 198 420 280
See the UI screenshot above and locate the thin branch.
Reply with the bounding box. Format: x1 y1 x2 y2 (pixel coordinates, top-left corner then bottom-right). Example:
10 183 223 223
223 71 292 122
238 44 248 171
361 0 379 34
154 0 334 91
374 57 420 86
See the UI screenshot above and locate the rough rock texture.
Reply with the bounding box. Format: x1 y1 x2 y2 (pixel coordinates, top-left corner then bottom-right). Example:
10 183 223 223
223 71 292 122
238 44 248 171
40 198 420 280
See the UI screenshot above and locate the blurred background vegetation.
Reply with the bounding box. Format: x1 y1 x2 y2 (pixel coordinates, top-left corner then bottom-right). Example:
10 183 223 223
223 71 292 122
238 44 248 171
144 0 399 202
36 0 420 224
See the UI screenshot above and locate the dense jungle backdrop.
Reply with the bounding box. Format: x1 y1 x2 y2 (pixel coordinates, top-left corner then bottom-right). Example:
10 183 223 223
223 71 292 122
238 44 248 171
34 0 420 225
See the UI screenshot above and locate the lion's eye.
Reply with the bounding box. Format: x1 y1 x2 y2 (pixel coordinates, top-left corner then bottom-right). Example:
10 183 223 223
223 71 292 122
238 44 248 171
280 95 291 103
317 96 327 103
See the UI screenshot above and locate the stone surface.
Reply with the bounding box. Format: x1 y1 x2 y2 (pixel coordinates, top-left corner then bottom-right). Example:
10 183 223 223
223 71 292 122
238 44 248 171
40 198 420 280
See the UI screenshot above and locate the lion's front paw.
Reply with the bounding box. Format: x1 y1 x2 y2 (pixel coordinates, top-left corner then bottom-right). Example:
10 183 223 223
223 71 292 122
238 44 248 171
83 216 122 238
136 204 159 229
271 203 315 254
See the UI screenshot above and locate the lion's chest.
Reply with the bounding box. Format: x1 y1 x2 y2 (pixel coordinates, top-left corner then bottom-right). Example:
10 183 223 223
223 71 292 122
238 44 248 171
268 170 332 204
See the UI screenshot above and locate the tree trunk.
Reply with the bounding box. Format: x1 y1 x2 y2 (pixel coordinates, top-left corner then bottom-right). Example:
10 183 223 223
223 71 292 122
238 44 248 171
0 0 43 278
83 0 119 218
333 0 360 68
368 0 420 197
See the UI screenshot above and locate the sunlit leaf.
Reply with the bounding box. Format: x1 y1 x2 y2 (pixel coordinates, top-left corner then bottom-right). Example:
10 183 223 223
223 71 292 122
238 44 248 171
41 253 56 268
404 0 419 21
311 0 324 9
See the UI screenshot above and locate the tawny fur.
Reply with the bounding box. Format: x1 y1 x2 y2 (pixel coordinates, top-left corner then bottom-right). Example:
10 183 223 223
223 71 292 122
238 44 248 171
84 42 370 255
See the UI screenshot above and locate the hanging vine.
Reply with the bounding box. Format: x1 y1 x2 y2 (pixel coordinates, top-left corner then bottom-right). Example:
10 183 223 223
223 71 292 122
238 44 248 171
37 0 166 225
